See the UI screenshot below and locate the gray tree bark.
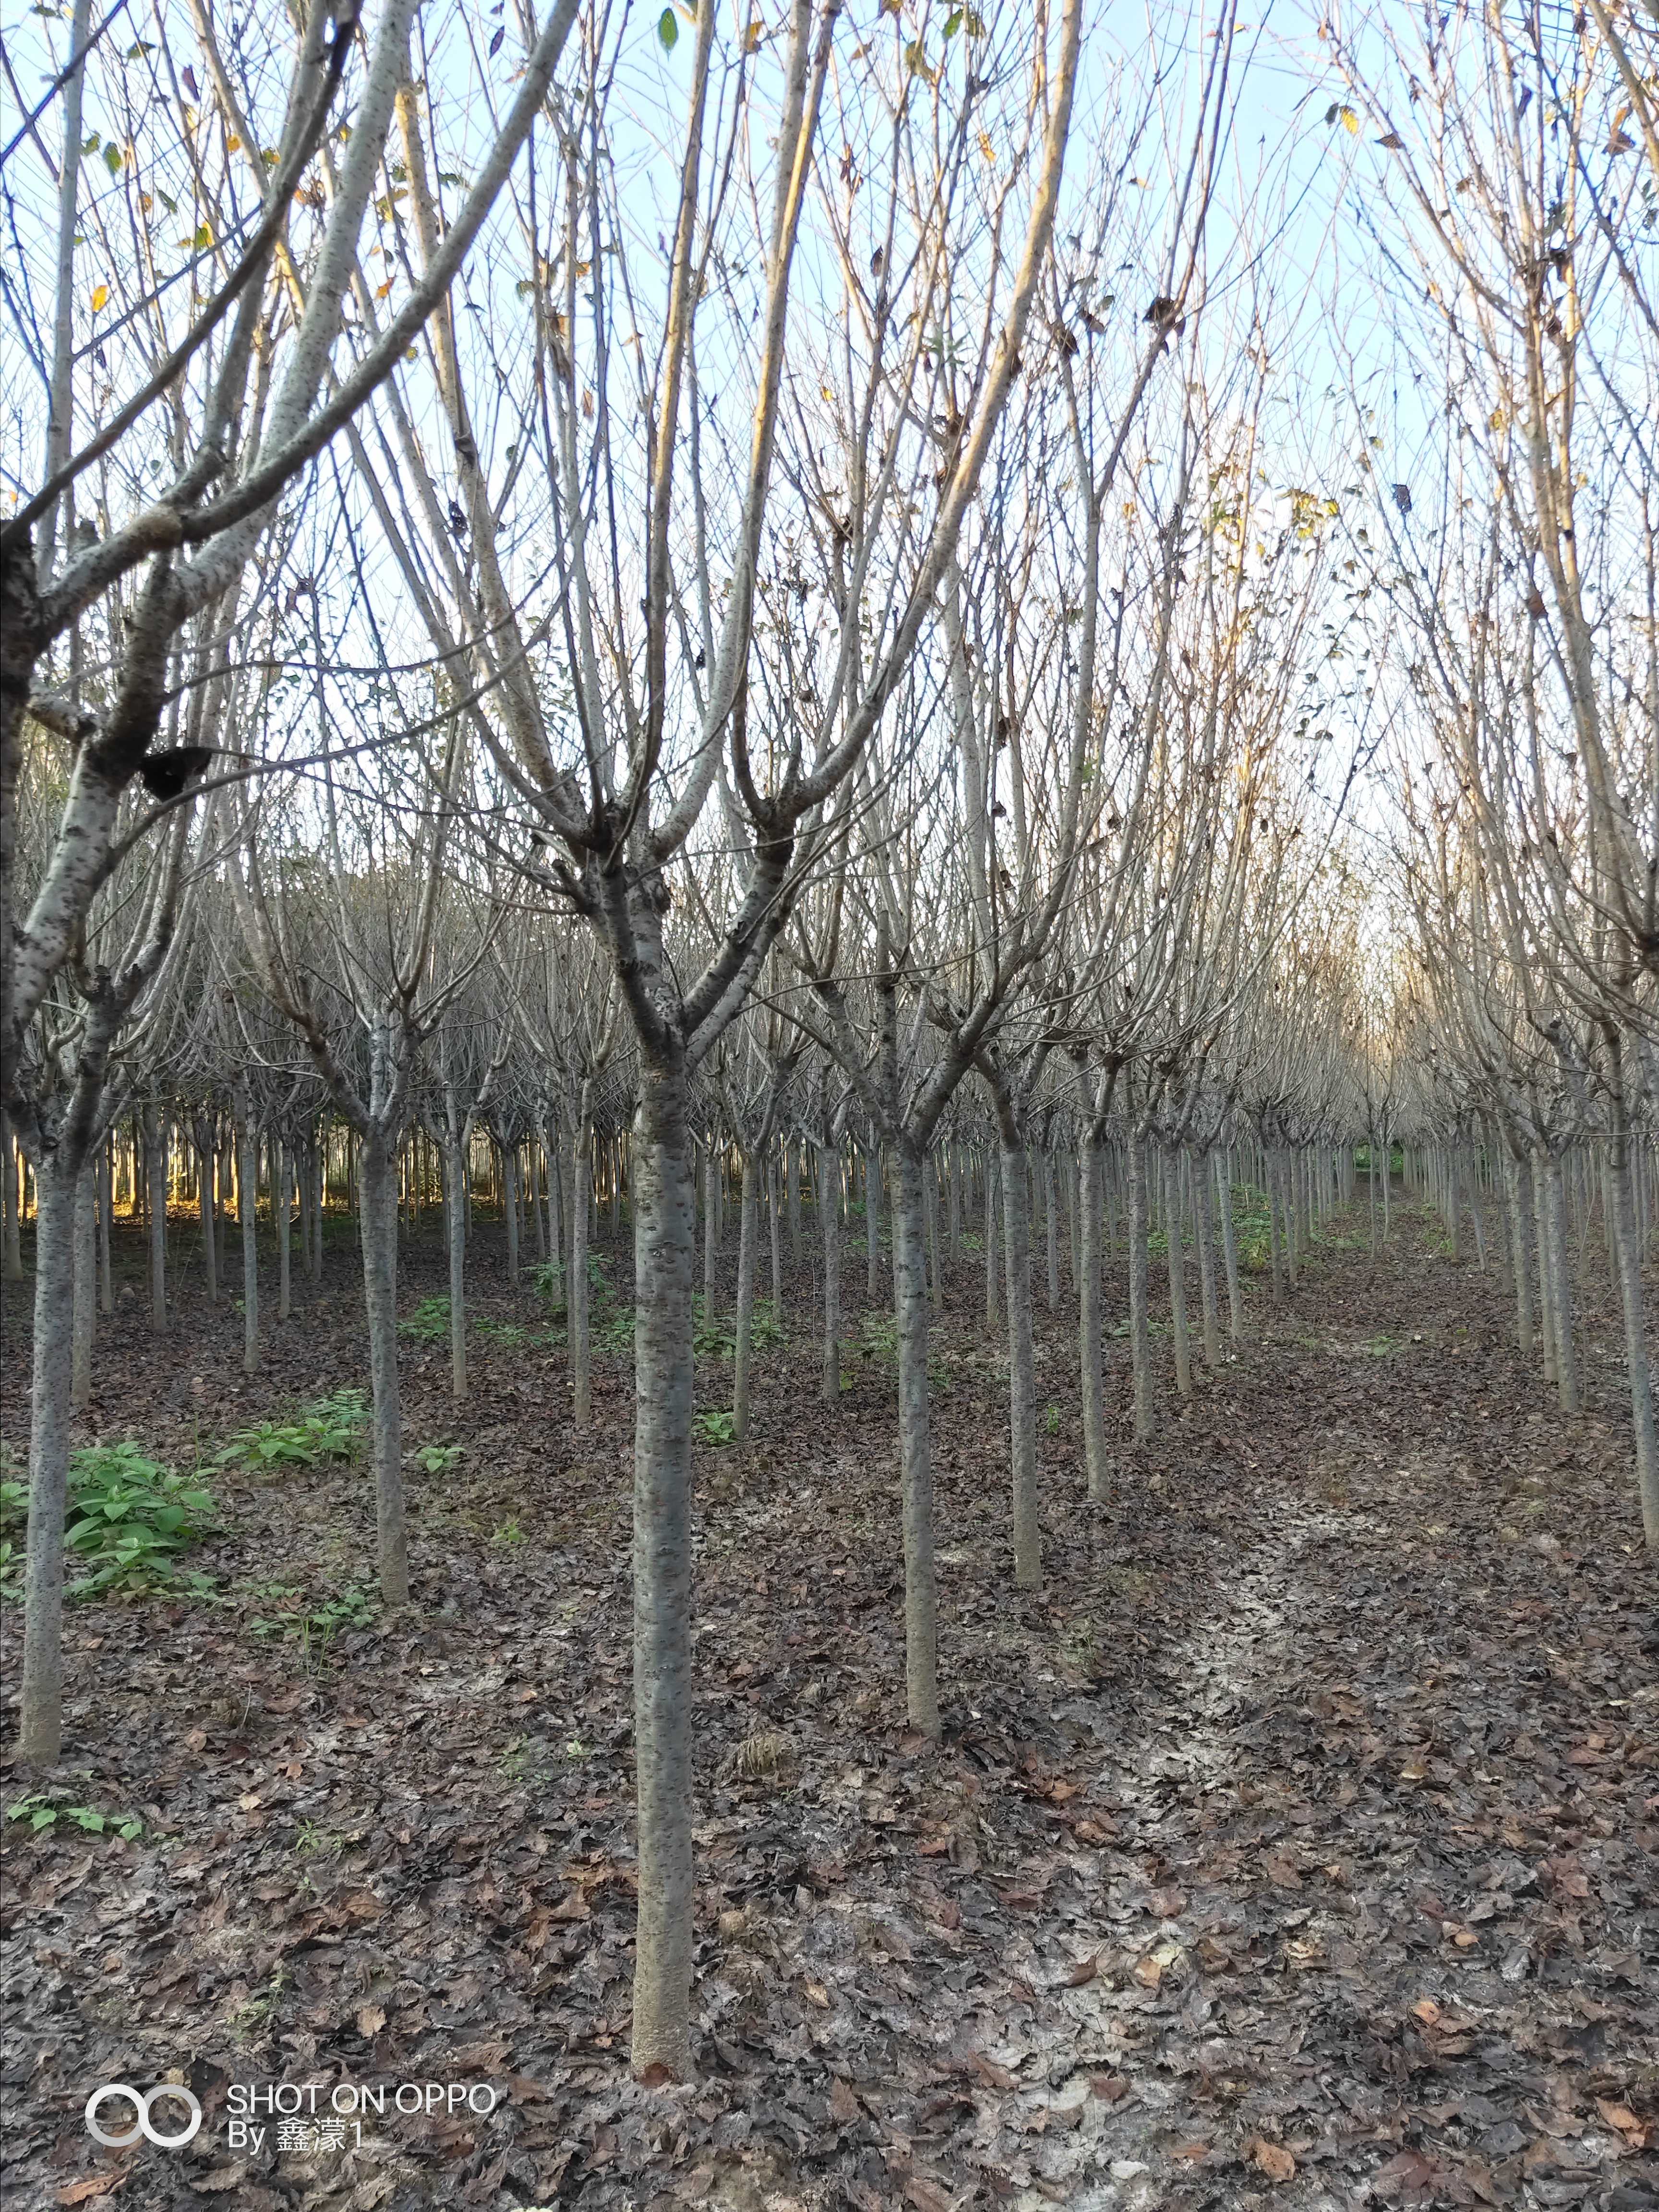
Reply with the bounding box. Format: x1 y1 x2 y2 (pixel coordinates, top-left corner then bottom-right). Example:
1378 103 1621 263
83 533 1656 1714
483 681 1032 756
891 1143 940 1735
444 1136 468 1400
1192 1150 1222 1367
1000 1133 1041 1588
143 1107 167 1332
239 1118 259 1374
1128 1133 1154 1441
1078 1119 1107 1500
571 1098 593 1430
629 1056 696 2079
733 1148 758 1441
70 1163 95 1410
819 1141 841 1402
358 1135 409 1606
1166 1151 1193 1402
1216 1155 1242 1342
19 1159 78 1764
276 1141 292 1322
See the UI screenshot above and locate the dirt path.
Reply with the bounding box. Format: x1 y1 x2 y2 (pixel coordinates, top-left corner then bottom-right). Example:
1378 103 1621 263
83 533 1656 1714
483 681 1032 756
1 1202 1654 2212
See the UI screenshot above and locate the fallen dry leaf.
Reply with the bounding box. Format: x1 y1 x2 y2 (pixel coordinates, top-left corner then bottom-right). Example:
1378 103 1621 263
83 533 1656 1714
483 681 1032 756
1246 2136 1296 2182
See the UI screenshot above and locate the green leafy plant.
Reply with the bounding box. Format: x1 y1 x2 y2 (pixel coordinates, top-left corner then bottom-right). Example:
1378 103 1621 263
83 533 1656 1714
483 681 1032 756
476 1317 530 1347
63 1442 216 1595
694 1408 738 1446
410 1441 464 1474
594 1303 637 1353
251 1583 377 1668
216 1391 366 1470
490 1516 523 1545
528 1260 565 1310
6 1792 143 1840
399 1294 452 1341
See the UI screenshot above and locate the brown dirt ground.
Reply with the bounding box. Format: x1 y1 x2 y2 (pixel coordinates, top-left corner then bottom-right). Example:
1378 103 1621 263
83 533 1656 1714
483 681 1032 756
1 1190 1655 2212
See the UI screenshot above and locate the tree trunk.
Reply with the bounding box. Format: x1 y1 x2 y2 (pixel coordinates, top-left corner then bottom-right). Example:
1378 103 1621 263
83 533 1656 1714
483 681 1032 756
891 1142 939 1736
819 1141 841 1402
1078 1122 1107 1500
1505 1151 1536 1362
1543 1153 1578 1414
239 1122 259 1374
984 1153 999 1331
70 1162 95 1411
1193 1151 1221 1367
1605 1059 1659 1546
1128 1133 1154 1441
787 1136 801 1265
629 1053 697 2080
144 1109 167 1332
1217 1154 1243 1341
866 1143 883 1303
1000 1134 1041 1589
19 1159 79 1764
276 1142 292 1322
503 1144 521 1284
572 1108 592 1430
1166 1152 1193 1402
196 1130 218 1304
733 1149 758 1441
768 1150 783 1316
445 1138 468 1400
1042 1150 1060 1311
97 1140 113 1313
1 1122 20 1282
358 1135 409 1607
702 1142 720 1323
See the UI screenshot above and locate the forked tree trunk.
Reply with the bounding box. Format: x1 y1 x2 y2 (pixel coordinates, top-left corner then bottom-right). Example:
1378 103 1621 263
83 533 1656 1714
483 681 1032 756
629 1053 697 2080
733 1149 758 1441
819 1141 841 1402
1000 1134 1040 1589
891 1142 939 1736
1165 1153 1193 1401
358 1136 409 1607
1078 1122 1107 1500
71 1164 95 1411
239 1121 259 1374
19 1159 79 1764
1127 1134 1154 1441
